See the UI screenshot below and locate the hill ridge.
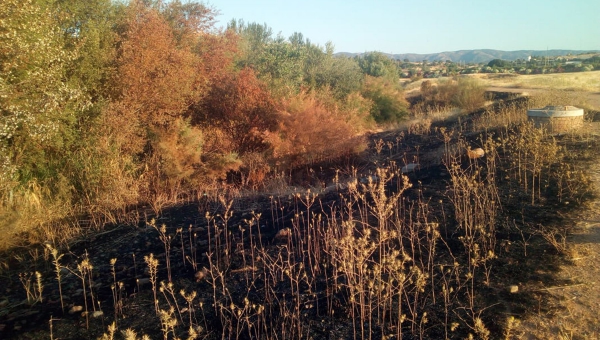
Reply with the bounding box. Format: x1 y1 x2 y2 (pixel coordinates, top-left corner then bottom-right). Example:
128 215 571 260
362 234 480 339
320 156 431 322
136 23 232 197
335 49 599 63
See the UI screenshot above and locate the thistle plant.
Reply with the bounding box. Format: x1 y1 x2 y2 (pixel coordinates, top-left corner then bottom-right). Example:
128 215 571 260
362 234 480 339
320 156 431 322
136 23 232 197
149 219 173 282
18 271 43 305
45 244 64 312
144 253 159 314
76 255 94 329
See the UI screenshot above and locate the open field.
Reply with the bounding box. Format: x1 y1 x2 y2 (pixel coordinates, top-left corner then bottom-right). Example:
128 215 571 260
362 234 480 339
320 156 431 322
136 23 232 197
404 71 600 94
474 71 600 93
404 71 600 110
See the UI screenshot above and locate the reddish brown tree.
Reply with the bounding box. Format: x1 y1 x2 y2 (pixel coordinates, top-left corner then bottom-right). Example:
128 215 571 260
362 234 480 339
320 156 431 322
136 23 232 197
113 3 203 130
196 67 278 155
102 1 230 201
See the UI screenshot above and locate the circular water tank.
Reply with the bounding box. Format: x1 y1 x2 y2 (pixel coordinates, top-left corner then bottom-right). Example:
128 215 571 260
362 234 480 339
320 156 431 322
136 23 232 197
527 105 584 133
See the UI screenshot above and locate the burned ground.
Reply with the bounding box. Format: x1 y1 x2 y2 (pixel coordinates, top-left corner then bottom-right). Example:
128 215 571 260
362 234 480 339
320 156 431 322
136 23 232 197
1 99 599 339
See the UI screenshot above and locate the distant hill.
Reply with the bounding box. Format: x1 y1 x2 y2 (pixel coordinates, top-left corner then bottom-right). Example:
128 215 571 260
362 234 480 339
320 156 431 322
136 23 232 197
336 49 600 63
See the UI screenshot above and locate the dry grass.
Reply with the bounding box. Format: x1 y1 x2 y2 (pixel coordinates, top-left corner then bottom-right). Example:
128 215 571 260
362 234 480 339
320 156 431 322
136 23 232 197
474 71 600 93
408 71 600 94
408 72 600 111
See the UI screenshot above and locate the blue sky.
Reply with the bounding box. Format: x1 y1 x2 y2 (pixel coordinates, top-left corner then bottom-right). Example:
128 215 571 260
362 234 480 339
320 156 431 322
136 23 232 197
208 0 600 54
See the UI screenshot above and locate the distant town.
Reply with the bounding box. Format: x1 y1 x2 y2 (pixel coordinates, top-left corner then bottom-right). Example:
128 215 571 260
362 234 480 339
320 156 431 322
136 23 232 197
338 50 600 79
399 54 598 79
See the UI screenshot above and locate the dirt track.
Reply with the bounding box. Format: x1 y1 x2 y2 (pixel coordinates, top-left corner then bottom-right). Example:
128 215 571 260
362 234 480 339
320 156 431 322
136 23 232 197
516 145 600 339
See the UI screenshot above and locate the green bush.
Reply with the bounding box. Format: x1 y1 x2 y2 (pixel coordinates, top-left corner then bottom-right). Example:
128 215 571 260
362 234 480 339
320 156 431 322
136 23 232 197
361 76 409 123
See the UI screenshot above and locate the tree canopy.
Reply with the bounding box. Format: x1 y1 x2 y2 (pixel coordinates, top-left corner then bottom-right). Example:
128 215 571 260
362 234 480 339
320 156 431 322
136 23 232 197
0 0 409 244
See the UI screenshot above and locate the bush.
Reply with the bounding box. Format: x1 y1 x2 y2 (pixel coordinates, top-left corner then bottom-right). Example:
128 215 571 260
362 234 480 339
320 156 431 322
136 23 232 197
452 77 486 112
419 77 486 113
267 92 366 168
361 76 409 123
433 79 458 105
195 68 278 155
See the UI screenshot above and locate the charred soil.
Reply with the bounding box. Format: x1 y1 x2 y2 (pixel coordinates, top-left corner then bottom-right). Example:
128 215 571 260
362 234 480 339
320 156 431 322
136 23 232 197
1 102 599 340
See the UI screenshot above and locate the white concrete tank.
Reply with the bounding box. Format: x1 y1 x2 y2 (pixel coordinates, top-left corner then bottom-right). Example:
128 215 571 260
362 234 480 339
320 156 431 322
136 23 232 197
527 105 584 133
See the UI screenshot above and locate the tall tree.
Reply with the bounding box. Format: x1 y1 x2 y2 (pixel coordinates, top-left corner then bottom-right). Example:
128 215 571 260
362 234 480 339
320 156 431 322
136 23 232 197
104 1 240 198
162 0 217 46
314 55 363 99
0 0 86 185
357 51 399 79
228 20 272 74
109 1 203 153
57 0 122 103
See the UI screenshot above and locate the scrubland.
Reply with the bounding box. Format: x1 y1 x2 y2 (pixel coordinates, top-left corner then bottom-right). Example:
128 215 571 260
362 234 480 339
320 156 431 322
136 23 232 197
2 1 600 339
2 85 598 339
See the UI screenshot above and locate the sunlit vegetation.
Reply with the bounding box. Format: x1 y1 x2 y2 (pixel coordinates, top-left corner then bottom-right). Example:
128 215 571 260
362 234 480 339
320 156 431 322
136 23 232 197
0 0 414 247
1 1 599 339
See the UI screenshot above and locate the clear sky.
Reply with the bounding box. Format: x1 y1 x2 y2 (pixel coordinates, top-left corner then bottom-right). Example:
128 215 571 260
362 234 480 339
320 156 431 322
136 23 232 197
208 0 600 54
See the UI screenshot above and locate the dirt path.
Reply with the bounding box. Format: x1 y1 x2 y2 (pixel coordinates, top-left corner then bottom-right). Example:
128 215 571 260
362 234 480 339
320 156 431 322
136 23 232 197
516 143 600 339
486 86 600 110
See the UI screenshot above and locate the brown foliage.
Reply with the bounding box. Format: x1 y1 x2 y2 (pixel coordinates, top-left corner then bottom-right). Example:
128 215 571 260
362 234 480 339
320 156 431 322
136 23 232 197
420 80 434 96
100 2 239 207
195 30 239 84
432 79 458 106
239 152 271 190
421 78 486 112
149 118 205 190
268 92 365 168
113 4 203 129
195 67 278 155
452 77 486 112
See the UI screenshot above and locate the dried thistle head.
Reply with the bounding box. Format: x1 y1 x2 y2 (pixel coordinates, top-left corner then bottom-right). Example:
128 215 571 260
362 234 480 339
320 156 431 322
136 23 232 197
195 267 209 282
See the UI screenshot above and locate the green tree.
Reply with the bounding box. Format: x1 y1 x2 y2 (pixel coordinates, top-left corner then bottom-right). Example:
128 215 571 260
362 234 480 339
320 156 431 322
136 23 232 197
357 51 398 79
162 0 217 45
228 20 273 69
0 0 87 184
229 21 305 96
315 56 363 99
361 76 408 123
59 0 120 89
0 0 96 240
487 59 510 68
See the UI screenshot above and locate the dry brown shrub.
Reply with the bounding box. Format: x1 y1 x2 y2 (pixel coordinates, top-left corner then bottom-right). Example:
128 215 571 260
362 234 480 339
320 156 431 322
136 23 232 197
239 152 271 190
114 4 203 128
420 79 435 97
150 118 205 190
70 113 145 225
434 79 458 105
144 118 243 204
471 101 528 131
195 67 278 155
0 180 74 249
452 77 486 112
267 92 366 168
408 118 432 135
